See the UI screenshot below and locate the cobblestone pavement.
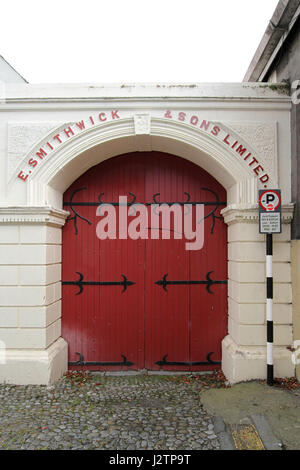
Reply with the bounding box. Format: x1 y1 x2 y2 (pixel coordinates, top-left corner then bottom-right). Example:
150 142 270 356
0 372 221 450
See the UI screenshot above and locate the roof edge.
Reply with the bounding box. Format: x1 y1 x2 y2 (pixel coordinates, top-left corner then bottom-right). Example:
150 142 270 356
0 56 28 83
244 0 300 82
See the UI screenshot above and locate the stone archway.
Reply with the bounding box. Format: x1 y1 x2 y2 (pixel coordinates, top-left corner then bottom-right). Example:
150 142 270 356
1 115 294 384
18 116 260 207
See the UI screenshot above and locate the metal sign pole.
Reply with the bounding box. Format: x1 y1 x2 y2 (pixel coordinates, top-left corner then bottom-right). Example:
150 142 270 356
266 233 273 386
259 189 281 386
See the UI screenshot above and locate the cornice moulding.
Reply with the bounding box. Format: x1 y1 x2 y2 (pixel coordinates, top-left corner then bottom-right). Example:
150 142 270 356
0 206 69 226
221 203 294 225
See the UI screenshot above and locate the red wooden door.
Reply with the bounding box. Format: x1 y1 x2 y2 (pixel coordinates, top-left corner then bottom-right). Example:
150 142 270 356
62 152 227 371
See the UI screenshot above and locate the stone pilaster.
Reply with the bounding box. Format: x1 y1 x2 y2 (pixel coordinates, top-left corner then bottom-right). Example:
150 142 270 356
0 207 69 384
221 203 295 383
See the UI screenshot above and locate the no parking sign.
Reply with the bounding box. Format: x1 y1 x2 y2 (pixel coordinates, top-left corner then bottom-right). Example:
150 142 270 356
259 189 282 234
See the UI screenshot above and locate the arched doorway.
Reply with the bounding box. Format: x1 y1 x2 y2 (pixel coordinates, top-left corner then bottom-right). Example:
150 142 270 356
62 151 227 371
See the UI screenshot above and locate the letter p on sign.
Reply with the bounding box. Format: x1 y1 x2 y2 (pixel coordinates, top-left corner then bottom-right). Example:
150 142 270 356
258 189 282 234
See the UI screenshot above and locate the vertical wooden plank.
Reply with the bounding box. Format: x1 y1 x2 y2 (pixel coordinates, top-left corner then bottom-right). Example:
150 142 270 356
144 153 190 370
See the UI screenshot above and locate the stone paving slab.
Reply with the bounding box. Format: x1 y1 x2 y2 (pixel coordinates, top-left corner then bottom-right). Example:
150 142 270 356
200 381 300 450
0 373 221 451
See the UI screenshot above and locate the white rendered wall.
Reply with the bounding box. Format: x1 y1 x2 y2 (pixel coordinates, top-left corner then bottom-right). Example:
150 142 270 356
0 83 295 384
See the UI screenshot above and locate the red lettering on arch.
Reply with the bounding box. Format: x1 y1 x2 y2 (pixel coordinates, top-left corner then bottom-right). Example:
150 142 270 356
211 125 220 136
76 121 86 130
200 120 210 131
64 127 75 138
111 110 120 119
236 145 247 157
36 148 47 160
260 174 269 183
18 171 29 182
28 158 38 167
249 157 258 167
223 134 231 145
53 134 62 144
253 165 264 175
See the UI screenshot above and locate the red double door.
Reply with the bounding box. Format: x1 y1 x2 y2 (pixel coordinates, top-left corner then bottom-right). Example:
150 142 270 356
62 152 227 371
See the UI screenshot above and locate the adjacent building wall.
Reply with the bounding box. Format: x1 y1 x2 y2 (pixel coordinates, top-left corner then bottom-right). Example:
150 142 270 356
244 0 300 379
264 16 300 380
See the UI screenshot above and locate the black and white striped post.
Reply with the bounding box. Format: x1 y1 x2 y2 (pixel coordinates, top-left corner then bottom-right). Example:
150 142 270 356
259 189 282 387
266 233 274 386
